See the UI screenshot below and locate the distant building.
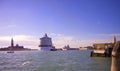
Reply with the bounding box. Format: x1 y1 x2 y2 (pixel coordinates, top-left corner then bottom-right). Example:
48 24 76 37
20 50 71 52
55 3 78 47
39 34 56 51
62 45 79 50
0 38 30 51
79 47 88 50
62 45 70 50
84 46 93 50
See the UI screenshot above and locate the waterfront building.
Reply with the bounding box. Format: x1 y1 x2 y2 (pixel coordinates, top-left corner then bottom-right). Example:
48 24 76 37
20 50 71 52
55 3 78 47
93 36 116 50
91 36 117 57
39 34 55 51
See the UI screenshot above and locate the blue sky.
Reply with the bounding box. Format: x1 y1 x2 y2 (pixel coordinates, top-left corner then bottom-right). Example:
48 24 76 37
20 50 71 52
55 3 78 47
0 0 120 49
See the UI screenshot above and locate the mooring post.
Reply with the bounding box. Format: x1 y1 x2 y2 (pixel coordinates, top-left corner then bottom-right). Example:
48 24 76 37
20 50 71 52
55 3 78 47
111 41 120 71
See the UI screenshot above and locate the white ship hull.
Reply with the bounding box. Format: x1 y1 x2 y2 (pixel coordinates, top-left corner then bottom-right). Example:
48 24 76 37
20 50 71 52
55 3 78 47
40 47 53 51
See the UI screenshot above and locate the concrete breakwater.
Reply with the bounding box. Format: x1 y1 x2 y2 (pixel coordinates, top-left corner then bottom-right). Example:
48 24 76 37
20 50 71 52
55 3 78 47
111 41 120 71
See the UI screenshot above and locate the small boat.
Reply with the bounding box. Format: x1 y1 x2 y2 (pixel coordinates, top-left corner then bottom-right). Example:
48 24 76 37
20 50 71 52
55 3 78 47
7 51 14 53
7 47 14 53
50 49 57 51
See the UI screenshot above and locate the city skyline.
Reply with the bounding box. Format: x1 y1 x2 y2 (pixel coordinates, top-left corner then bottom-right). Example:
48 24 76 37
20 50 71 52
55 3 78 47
0 0 120 49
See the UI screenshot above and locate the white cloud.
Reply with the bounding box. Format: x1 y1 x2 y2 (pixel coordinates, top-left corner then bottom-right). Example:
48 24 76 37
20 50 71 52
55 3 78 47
0 24 16 30
0 35 39 49
98 33 120 37
50 33 115 48
0 35 33 41
79 39 112 47
6 24 16 28
50 33 79 48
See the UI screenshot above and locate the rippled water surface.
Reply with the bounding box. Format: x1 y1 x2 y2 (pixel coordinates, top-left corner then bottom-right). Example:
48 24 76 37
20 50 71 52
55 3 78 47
0 50 111 71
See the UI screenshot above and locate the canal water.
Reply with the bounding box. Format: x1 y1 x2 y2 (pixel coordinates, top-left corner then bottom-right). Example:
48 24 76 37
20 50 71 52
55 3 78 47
0 50 111 71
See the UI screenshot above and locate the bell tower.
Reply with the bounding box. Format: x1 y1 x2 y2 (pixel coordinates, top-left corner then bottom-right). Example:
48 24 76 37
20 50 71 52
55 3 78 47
11 38 14 47
113 36 116 44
